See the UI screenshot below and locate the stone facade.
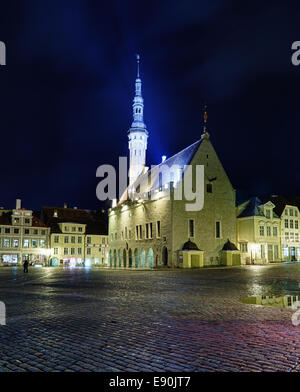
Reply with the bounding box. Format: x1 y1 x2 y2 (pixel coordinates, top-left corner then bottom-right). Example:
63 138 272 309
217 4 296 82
108 134 237 268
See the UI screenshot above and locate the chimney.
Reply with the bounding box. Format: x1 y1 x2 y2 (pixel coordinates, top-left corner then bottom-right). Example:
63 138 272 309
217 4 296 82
16 199 21 210
63 203 67 209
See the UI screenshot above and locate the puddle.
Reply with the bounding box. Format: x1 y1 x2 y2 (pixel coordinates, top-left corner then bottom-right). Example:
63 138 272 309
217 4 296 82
241 295 300 308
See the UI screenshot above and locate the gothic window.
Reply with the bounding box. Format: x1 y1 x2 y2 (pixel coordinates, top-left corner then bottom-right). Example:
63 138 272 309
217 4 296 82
189 219 195 238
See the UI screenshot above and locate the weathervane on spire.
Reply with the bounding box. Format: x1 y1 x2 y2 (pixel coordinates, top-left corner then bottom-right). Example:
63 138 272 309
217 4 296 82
202 104 210 139
136 54 140 78
203 104 208 132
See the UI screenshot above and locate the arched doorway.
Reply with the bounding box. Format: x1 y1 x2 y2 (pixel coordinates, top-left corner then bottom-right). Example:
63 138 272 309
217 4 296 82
141 248 146 268
118 249 122 268
148 248 154 269
109 250 112 268
162 247 168 267
128 249 133 268
123 249 127 268
113 249 117 268
134 248 139 268
50 257 59 267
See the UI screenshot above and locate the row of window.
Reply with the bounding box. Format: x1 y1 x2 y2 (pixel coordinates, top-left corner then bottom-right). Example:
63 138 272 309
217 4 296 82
285 208 299 217
112 220 222 241
0 238 46 248
235 243 281 259
113 221 161 241
259 226 278 237
53 235 107 245
63 226 84 232
54 247 106 255
12 217 31 225
284 232 299 242
284 219 299 229
189 219 222 239
0 227 46 235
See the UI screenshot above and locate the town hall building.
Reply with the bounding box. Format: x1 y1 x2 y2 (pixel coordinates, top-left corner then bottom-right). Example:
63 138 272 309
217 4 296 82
108 56 240 268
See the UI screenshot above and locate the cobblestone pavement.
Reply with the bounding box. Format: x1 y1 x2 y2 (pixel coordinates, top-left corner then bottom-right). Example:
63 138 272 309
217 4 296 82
1 264 300 371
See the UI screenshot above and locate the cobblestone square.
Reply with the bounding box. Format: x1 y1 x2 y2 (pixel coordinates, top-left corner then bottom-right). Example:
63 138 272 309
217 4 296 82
0 264 300 372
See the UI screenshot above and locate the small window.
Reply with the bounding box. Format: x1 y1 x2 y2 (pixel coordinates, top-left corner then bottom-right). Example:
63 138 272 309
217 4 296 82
156 221 161 238
216 221 221 239
240 243 248 253
207 184 212 193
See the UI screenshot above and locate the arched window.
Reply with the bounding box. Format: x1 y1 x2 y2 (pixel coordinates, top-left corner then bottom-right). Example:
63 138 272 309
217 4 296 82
148 248 154 269
141 248 146 268
134 248 139 268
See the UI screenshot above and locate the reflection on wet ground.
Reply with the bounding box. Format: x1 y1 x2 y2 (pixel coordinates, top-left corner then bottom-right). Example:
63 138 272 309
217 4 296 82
242 294 300 308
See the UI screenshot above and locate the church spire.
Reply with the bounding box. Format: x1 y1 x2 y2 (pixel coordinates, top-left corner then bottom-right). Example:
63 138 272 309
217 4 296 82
128 54 148 185
131 54 146 129
136 53 140 78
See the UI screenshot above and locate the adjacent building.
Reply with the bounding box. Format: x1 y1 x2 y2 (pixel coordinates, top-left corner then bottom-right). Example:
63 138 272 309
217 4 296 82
268 196 300 261
0 199 50 266
42 206 108 267
237 197 281 264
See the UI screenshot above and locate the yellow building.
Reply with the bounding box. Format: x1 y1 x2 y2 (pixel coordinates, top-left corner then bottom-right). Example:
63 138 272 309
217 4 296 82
0 199 50 266
42 206 108 267
237 197 281 264
268 196 300 261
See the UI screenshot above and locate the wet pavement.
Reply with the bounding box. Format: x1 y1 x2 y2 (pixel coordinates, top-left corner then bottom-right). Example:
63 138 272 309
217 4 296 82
1 264 300 371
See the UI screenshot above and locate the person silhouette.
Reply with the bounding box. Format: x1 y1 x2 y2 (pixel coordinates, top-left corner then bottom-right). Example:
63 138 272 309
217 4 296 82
23 259 29 273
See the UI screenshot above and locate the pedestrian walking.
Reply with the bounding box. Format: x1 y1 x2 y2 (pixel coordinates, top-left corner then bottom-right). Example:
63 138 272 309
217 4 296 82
23 259 29 273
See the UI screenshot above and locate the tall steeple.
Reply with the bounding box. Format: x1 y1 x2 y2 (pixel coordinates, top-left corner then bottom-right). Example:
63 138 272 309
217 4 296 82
128 54 148 185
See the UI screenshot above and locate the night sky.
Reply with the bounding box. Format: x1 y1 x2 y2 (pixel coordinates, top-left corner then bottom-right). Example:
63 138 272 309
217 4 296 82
0 0 300 210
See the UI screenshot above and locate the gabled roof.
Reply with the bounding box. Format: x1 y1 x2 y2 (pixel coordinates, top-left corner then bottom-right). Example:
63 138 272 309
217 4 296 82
238 197 265 218
119 139 202 203
32 216 47 228
266 195 299 217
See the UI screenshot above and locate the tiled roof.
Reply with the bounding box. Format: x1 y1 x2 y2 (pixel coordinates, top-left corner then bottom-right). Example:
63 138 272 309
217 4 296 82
0 212 10 225
32 216 47 228
119 139 202 203
42 207 108 235
238 197 265 218
42 207 91 225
